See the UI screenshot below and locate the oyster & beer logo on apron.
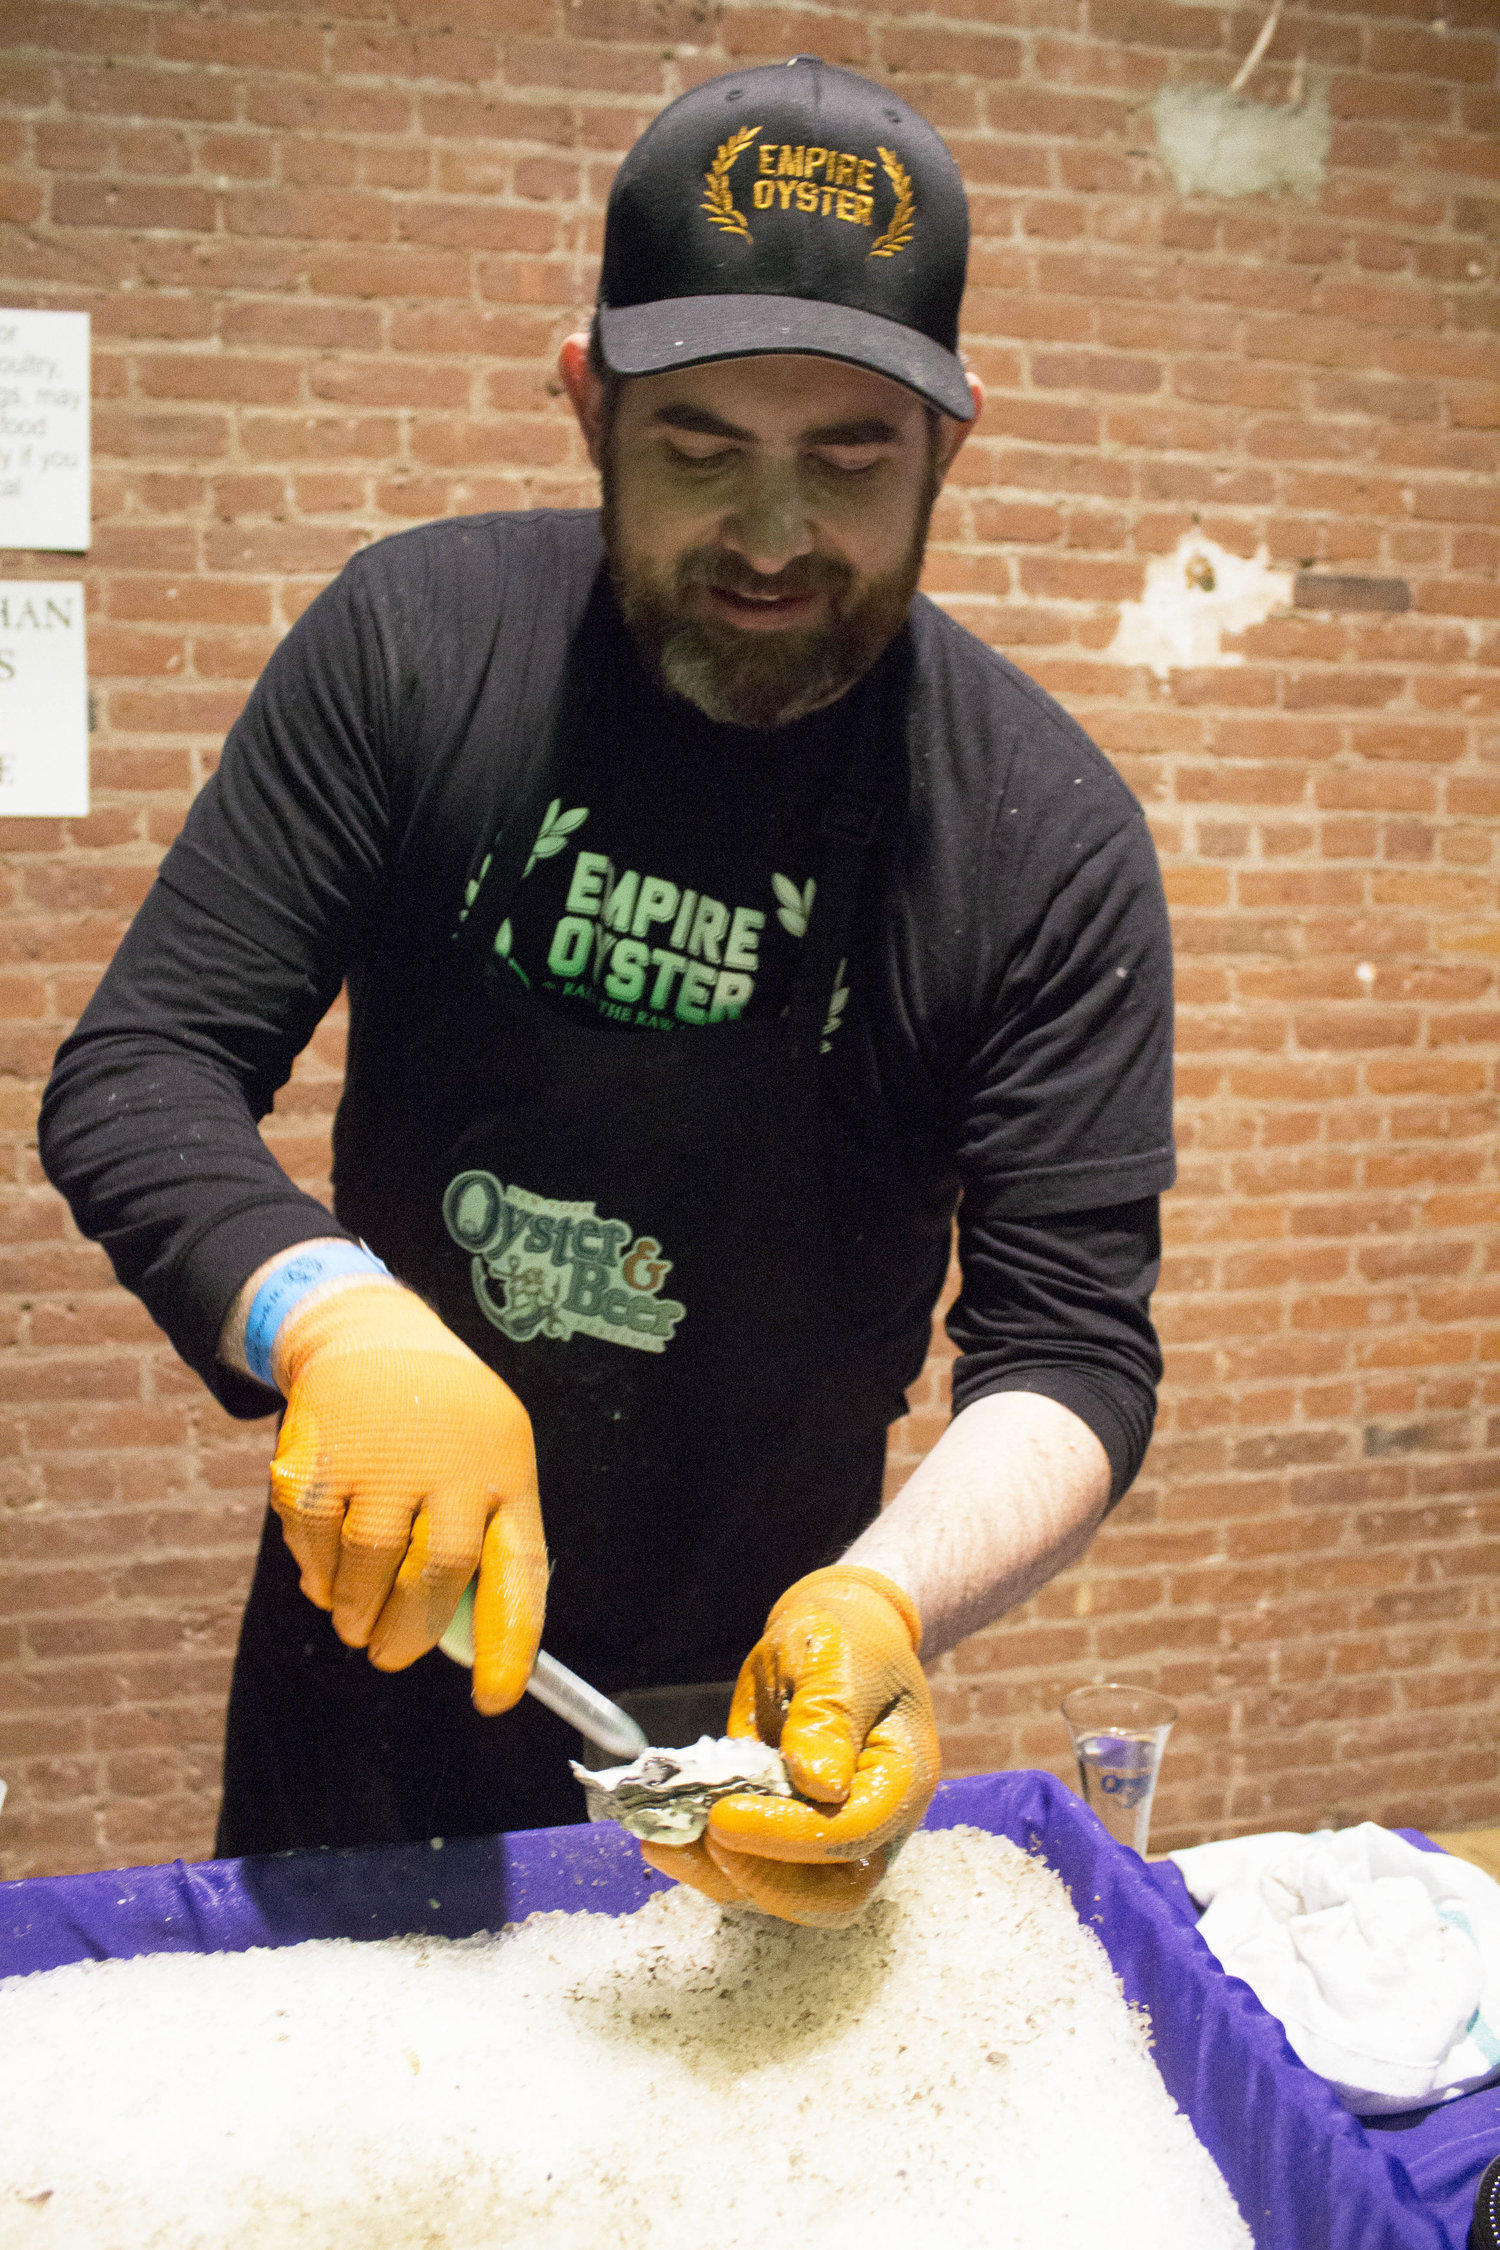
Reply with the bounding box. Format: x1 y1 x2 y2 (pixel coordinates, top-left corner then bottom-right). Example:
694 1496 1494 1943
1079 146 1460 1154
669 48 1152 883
443 1171 686 1355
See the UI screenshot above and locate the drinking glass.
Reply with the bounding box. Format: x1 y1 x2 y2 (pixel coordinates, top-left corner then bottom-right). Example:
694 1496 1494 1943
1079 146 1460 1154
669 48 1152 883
1060 1683 1176 1856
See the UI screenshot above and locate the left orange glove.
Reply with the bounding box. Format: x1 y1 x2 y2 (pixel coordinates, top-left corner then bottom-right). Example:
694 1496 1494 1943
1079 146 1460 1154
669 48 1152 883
640 1564 940 1929
268 1281 547 1715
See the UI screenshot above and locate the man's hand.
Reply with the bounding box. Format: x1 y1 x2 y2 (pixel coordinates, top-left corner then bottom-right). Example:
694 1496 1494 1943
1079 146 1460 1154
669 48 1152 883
268 1281 547 1714
640 1565 939 1928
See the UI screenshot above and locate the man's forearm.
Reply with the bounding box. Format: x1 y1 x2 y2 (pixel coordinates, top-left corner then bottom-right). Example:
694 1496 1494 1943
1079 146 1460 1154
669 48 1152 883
842 1391 1111 1661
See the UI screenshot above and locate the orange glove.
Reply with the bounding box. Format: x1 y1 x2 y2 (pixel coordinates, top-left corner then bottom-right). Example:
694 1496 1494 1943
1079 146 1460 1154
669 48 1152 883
640 1564 940 1929
267 1281 546 1714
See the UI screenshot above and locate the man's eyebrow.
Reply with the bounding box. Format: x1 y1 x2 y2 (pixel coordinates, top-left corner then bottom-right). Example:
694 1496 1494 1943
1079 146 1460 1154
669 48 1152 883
649 404 905 446
651 403 755 441
803 417 903 446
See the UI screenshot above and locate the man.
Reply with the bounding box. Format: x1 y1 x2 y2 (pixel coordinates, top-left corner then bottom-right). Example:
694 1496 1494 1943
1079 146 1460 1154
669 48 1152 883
40 59 1174 1928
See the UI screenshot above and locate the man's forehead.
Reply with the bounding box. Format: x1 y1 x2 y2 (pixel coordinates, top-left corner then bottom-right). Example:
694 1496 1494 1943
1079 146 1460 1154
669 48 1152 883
617 352 928 439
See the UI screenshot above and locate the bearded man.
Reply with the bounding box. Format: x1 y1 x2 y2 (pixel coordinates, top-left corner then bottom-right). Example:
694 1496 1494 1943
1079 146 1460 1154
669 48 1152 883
40 59 1175 1927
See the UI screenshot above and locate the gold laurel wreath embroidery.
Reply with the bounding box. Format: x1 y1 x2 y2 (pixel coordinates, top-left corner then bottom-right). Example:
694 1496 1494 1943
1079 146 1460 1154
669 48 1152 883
701 125 761 241
868 145 915 258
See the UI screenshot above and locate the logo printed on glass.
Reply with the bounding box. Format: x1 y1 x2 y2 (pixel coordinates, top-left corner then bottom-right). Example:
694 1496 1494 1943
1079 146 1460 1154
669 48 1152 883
443 1171 686 1355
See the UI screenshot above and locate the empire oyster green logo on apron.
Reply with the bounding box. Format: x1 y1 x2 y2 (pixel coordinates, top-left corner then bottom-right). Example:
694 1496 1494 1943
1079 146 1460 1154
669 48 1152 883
442 1169 686 1355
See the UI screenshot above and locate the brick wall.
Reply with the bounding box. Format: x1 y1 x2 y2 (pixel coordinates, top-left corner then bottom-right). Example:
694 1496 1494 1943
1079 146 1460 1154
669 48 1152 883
1 0 1496 1879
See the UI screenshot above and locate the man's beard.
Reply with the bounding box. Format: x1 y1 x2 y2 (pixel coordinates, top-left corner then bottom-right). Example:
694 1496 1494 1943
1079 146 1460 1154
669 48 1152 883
602 458 938 731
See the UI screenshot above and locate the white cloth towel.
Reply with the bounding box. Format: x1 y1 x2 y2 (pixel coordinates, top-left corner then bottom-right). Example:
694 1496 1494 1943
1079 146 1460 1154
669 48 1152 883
1170 1823 1500 2116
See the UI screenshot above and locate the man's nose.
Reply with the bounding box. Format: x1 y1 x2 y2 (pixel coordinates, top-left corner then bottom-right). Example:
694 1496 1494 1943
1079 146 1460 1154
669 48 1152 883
720 460 816 574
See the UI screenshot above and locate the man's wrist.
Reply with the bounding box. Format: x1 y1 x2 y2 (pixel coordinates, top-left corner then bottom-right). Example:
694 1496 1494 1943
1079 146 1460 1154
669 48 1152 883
219 1238 392 1391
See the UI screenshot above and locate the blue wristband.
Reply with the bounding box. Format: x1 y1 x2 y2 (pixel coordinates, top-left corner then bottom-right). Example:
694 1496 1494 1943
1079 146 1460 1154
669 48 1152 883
243 1241 390 1390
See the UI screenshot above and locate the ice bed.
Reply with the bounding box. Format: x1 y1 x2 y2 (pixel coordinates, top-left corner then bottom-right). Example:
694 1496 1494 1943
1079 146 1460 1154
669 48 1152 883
2 1769 1492 2250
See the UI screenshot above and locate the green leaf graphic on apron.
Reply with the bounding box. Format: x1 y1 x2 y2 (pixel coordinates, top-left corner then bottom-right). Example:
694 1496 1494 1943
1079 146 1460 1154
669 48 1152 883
524 799 590 878
493 917 530 988
821 958 850 1054
773 872 816 938
457 851 492 924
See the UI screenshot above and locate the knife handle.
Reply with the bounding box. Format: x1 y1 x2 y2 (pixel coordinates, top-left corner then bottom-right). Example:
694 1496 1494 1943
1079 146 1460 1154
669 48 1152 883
438 1583 649 1761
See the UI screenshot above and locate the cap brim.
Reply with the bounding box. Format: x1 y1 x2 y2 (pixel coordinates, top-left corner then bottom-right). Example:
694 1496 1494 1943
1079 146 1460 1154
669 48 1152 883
598 294 974 421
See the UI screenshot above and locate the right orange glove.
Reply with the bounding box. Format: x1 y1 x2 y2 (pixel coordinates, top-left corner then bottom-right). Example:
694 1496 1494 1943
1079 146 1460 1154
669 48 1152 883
640 1565 940 1928
267 1281 547 1715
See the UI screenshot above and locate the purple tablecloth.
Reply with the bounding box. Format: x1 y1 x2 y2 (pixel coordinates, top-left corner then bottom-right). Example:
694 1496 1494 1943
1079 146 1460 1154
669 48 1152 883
2 1771 1491 2250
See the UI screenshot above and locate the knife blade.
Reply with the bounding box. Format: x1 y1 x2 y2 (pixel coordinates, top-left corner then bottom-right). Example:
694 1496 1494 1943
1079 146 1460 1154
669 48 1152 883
438 1583 649 1762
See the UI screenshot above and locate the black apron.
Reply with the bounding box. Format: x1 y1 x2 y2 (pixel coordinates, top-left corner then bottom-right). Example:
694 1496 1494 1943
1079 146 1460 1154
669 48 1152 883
218 580 946 1856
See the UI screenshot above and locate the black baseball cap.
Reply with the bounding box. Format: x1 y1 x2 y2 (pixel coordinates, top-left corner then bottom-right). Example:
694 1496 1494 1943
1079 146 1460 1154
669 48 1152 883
597 57 973 421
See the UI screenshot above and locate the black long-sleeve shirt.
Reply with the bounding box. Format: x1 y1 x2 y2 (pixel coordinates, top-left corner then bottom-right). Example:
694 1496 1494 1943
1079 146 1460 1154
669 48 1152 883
41 510 1174 1497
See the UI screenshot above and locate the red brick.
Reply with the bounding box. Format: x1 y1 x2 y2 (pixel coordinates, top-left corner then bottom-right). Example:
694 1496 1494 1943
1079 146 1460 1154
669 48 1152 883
237 413 399 464
155 12 323 71
950 138 1050 193
502 35 666 95
1031 348 1162 396
982 399 1101 447
399 200 558 254
52 179 217 232
1 0 152 55
716 6 870 61
325 20 499 82
136 354 303 406
1367 25 1498 81
887 24 1024 77
1086 0 1226 52
1017 554 1145 603
303 245 472 300
106 687 247 734
224 187 395 244
365 145 434 193
978 84 1124 141
58 62 238 122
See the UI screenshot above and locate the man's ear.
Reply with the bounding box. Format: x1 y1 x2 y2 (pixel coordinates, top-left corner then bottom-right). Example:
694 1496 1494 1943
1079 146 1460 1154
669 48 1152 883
558 332 608 470
934 371 984 483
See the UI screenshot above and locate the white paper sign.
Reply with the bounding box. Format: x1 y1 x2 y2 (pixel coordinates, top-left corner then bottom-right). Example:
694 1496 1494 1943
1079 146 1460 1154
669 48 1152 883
0 311 91 554
0 582 88 816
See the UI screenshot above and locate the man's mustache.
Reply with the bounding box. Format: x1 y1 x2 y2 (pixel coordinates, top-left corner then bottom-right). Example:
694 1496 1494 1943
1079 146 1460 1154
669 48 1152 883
676 548 854 604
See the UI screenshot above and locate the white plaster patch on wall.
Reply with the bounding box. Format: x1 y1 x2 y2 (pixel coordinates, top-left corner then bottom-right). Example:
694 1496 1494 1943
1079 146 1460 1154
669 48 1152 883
1108 535 1294 680
1153 85 1331 201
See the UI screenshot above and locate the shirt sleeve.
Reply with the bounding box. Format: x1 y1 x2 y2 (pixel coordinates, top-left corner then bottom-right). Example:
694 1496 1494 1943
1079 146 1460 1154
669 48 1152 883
952 808 1176 1221
38 550 401 1418
942 720 1175 1503
948 1198 1163 1505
